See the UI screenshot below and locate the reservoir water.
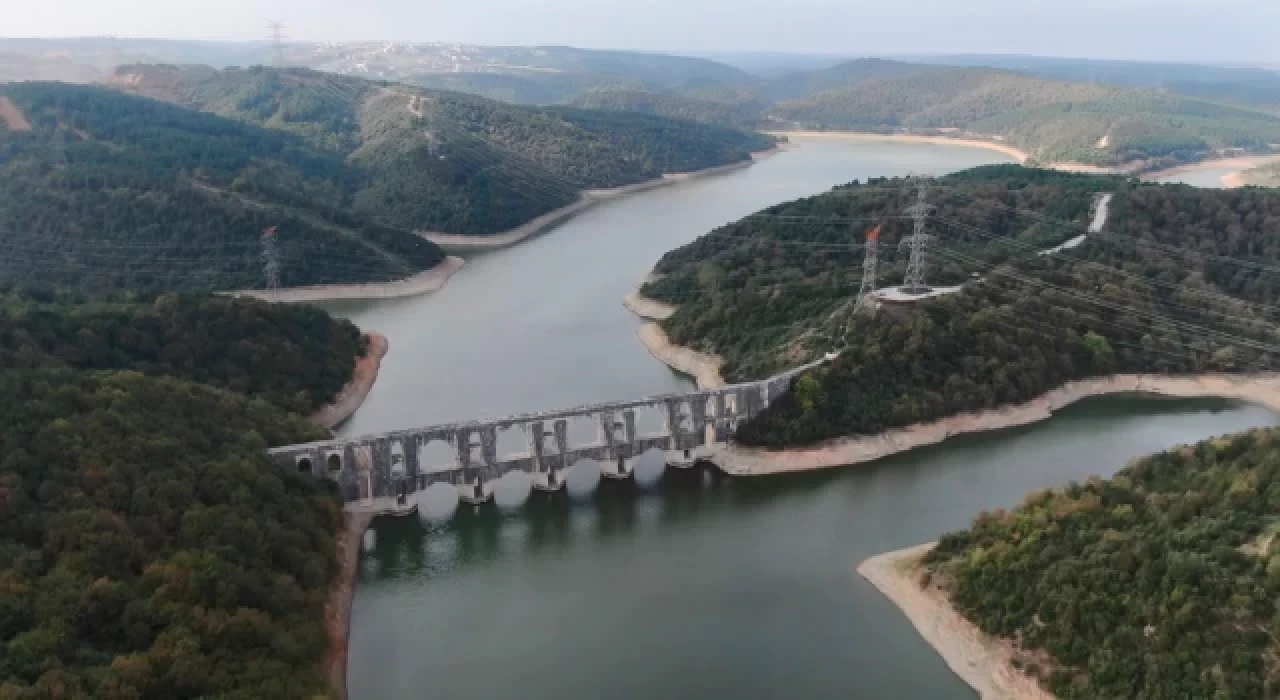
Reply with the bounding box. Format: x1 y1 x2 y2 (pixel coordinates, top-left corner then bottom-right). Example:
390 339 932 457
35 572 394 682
326 137 1280 699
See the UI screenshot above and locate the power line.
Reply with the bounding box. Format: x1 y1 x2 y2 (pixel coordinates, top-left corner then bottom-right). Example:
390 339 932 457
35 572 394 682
932 245 1280 356
929 215 1280 323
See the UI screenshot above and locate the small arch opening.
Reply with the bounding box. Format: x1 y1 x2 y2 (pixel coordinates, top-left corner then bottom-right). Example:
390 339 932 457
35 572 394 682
297 458 313 474
390 441 407 478
327 453 343 474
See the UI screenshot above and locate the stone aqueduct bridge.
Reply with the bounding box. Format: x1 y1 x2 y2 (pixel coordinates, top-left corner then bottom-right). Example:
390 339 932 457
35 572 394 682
268 358 828 507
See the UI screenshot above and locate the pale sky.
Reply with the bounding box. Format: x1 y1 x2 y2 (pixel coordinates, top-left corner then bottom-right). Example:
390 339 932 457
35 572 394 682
2 0 1277 63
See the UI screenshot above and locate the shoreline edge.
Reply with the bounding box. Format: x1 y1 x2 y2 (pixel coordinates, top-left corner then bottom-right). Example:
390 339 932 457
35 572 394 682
233 255 465 304
715 373 1280 476
623 289 725 389
311 332 389 431
423 146 787 251
858 544 1055 700
774 130 1280 186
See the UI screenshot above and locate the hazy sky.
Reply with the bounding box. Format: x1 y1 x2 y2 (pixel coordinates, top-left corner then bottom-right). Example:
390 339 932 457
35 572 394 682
4 0 1278 62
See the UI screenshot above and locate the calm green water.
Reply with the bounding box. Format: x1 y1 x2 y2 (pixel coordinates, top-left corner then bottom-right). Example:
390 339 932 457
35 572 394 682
327 139 1280 699
352 396 1276 699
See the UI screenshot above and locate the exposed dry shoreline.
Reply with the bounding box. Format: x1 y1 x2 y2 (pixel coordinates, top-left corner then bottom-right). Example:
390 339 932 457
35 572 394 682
623 289 724 389
233 255 465 303
324 509 373 700
622 290 676 321
715 373 1280 476
775 130 1280 184
316 334 387 697
422 149 784 251
637 323 725 389
311 332 389 431
776 130 1030 163
1147 154 1280 188
858 544 1055 700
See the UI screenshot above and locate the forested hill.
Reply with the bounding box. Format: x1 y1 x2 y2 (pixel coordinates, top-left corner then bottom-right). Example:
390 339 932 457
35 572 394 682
0 294 365 696
772 67 1280 169
0 81 445 295
108 64 775 234
0 294 365 414
925 427 1280 698
641 166 1280 447
568 87 766 129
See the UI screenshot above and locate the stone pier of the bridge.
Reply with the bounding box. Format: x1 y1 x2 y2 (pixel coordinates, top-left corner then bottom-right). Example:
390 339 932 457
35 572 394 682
267 359 827 508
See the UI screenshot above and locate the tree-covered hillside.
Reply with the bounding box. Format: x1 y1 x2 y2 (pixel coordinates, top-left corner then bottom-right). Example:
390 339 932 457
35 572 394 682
0 81 445 295
925 427 1280 698
758 58 930 102
569 87 765 129
110 64 774 235
289 43 756 104
0 294 364 414
0 295 366 697
771 68 1280 168
641 167 1280 447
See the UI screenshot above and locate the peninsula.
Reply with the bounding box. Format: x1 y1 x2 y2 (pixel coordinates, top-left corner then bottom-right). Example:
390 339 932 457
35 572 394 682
863 427 1280 699
636 165 1280 467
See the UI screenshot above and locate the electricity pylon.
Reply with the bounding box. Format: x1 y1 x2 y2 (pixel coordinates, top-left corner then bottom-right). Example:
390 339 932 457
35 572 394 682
901 178 933 294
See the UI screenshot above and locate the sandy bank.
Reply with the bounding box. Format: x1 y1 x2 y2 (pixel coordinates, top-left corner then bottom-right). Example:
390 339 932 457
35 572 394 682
623 290 676 321
716 373 1280 476
623 285 723 388
324 509 374 700
637 323 724 389
858 544 1055 700
1144 154 1280 187
312 332 388 431
775 130 1031 163
775 130 1280 181
422 153 775 251
233 255 464 303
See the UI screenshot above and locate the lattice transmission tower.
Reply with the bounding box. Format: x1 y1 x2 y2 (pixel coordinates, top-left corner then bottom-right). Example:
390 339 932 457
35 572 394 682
267 21 287 67
900 178 934 293
261 226 281 291
853 224 881 315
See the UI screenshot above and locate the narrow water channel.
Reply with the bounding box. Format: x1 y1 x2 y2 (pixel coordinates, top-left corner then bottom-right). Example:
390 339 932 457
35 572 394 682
325 138 1280 699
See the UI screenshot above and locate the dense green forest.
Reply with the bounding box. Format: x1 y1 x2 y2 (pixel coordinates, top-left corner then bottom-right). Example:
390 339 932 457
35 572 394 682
641 166 1280 447
8 39 1280 166
0 294 361 697
0 81 446 295
925 428 1280 698
569 87 765 129
110 65 774 234
0 294 363 414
